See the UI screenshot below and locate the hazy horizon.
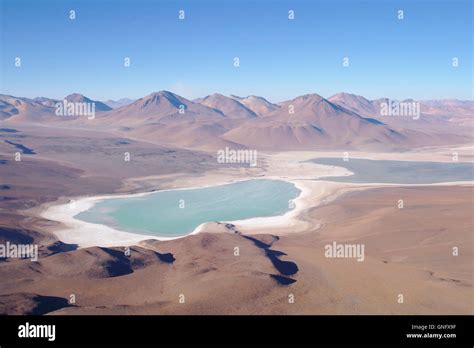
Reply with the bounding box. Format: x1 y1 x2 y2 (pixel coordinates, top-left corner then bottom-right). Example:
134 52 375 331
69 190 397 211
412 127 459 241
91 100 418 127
2 89 474 105
1 0 472 101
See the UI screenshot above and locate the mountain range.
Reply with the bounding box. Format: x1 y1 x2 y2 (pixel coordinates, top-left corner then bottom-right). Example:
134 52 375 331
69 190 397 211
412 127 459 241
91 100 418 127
1 91 472 151
104 98 136 109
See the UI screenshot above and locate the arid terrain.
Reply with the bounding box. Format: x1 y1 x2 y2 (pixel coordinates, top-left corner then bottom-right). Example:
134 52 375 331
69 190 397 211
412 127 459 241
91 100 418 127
0 91 472 315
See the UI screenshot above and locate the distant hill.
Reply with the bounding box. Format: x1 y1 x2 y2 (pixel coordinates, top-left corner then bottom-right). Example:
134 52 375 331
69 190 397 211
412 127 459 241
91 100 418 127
198 93 257 118
230 95 279 116
104 98 136 109
1 91 471 151
64 93 112 112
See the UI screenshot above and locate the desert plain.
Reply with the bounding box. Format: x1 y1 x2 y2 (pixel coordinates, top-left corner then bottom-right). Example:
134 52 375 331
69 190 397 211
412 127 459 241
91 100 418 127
0 92 472 315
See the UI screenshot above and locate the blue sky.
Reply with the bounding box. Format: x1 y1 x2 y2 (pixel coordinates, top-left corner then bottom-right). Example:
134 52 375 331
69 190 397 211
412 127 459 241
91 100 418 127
0 0 472 102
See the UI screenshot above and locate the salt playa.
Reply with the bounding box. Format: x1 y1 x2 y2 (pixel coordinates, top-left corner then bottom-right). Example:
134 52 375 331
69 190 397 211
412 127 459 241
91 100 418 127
37 152 353 247
39 176 330 248
39 151 474 248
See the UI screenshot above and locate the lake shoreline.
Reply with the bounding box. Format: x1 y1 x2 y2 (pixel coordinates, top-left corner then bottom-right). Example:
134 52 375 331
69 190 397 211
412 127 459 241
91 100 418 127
37 150 474 248
40 177 473 248
39 177 318 248
75 179 301 240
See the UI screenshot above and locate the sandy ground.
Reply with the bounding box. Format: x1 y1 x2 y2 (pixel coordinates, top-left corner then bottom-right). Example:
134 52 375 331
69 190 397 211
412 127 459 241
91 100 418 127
1 129 472 315
1 185 471 315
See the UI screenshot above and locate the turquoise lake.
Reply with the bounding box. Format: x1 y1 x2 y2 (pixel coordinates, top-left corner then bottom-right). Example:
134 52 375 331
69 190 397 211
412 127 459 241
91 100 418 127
311 158 474 184
76 179 300 237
